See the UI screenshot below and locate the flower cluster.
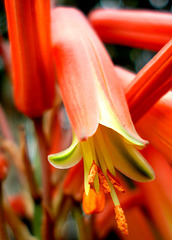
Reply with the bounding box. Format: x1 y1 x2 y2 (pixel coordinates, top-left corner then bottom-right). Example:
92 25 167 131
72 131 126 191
0 1 172 239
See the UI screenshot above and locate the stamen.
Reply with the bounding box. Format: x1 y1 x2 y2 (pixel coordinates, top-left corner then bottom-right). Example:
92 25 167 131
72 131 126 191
107 170 126 193
88 160 98 184
114 205 128 236
97 166 111 194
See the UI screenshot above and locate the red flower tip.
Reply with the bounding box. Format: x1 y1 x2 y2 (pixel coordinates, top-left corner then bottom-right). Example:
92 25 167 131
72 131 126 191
8 194 27 217
0 153 9 181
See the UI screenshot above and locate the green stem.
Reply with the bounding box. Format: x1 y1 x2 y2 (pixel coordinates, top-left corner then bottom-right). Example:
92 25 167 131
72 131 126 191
33 117 54 240
19 127 41 203
72 206 89 240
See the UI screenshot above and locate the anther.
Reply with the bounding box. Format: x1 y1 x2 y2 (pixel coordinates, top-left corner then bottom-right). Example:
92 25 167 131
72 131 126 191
114 205 128 236
107 170 126 193
97 166 111 194
88 160 98 184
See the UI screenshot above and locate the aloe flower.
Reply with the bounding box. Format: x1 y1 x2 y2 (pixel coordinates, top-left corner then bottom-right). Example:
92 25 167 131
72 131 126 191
136 93 172 164
115 66 172 238
4 0 55 117
48 7 154 235
89 9 172 51
115 59 172 164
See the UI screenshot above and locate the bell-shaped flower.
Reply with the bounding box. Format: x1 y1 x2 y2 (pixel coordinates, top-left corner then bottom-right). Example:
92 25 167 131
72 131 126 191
4 0 55 117
48 7 154 235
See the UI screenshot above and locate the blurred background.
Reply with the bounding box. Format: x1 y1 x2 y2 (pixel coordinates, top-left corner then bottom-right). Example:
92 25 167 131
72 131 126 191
0 0 172 239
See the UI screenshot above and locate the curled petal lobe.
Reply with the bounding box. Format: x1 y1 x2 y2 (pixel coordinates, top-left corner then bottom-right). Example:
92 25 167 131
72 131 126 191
101 126 155 182
48 134 82 169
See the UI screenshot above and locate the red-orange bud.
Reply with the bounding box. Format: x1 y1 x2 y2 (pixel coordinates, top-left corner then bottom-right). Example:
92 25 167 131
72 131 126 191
83 188 105 214
4 0 55 117
0 153 9 181
8 194 27 217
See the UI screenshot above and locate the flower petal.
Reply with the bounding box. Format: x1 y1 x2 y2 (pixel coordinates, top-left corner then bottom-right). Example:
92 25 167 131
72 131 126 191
96 79 147 147
115 66 172 165
137 145 172 239
48 134 82 169
126 40 172 123
51 7 99 140
51 7 147 147
136 92 172 164
101 126 155 182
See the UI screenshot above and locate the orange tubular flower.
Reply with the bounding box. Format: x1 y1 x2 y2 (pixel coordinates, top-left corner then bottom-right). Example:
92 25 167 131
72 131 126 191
115 65 172 164
115 67 172 238
137 145 172 240
126 40 172 123
136 93 172 164
4 0 55 117
89 9 172 51
49 7 155 235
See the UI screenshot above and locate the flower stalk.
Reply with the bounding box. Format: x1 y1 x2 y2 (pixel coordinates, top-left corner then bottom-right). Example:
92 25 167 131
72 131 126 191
0 182 9 240
34 117 54 240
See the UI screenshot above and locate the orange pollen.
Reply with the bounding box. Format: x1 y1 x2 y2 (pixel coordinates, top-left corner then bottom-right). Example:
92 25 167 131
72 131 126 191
88 161 98 184
97 166 111 194
107 170 126 193
114 205 128 236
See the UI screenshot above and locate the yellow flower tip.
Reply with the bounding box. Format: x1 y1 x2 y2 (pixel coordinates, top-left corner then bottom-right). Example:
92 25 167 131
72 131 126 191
97 166 111 194
107 170 126 193
88 160 98 184
114 205 128 236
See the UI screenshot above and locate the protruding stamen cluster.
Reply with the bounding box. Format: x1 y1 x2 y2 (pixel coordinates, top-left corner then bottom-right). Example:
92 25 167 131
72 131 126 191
107 169 126 193
87 161 128 235
88 161 126 194
114 205 128 236
88 161 111 194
